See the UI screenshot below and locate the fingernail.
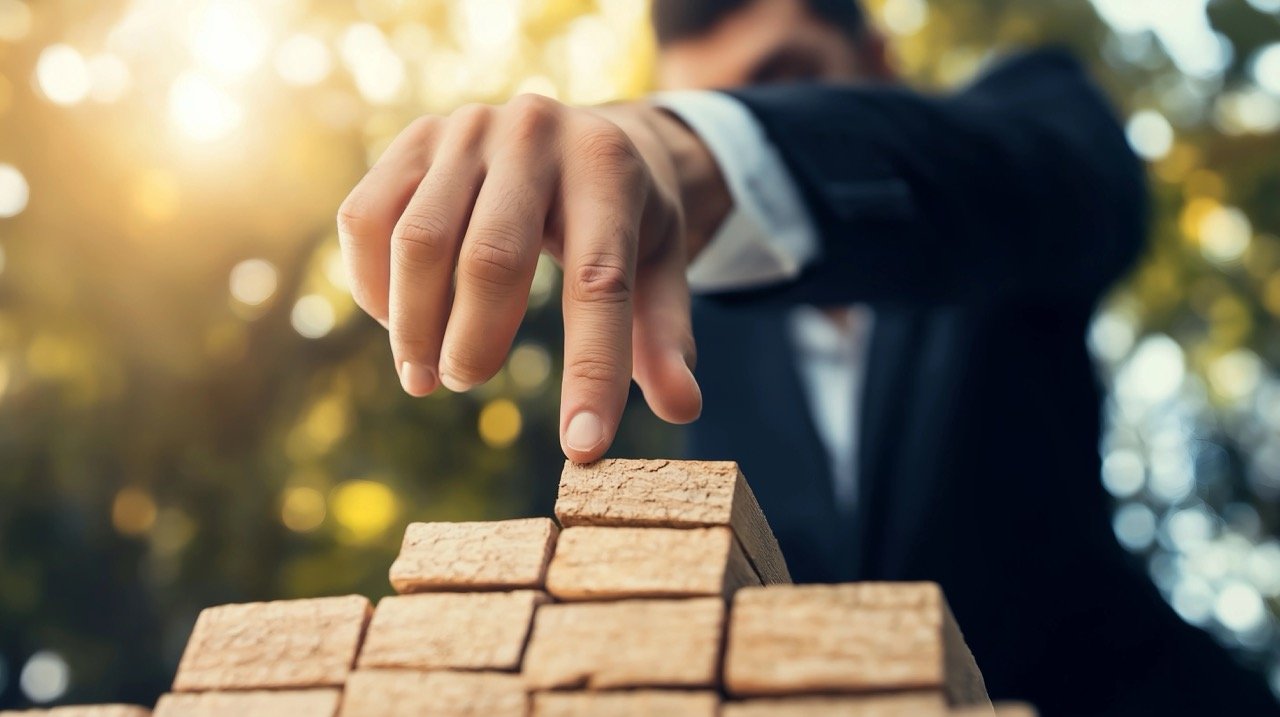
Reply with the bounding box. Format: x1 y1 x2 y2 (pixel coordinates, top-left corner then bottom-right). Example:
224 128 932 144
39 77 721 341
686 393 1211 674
565 412 605 452
439 371 473 393
400 361 437 396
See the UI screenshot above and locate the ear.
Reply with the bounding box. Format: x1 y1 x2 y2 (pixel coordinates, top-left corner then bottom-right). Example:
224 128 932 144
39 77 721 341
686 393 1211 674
857 29 896 80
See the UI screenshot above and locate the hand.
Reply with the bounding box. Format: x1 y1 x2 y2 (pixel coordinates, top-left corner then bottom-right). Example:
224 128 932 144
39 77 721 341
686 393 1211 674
337 94 728 462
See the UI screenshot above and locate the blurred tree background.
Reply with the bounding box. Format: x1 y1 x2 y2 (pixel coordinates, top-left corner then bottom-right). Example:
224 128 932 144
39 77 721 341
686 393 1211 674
0 0 1277 709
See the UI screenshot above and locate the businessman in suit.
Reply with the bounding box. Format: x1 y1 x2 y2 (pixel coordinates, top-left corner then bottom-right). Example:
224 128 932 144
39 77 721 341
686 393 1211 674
335 0 1277 713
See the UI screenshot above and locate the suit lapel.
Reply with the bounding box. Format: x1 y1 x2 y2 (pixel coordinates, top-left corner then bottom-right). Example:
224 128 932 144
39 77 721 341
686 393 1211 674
850 307 926 578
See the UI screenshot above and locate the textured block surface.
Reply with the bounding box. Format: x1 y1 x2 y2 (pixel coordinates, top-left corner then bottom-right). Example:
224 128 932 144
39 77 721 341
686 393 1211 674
532 691 719 717
358 591 544 671
546 526 759 600
523 597 724 689
556 459 790 584
389 518 558 593
721 692 950 717
153 690 341 717
340 670 527 717
1 708 152 717
172 595 371 691
724 583 987 705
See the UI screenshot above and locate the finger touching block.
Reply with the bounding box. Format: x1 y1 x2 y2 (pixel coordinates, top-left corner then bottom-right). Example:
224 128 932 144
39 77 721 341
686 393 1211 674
389 518 559 593
357 591 545 671
153 690 341 717
522 597 724 690
340 670 527 717
724 583 988 706
532 691 720 717
556 459 790 584
546 526 759 600
172 596 371 692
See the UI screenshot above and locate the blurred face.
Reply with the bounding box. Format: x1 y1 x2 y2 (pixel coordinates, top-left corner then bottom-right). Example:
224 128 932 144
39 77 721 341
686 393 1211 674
657 0 886 91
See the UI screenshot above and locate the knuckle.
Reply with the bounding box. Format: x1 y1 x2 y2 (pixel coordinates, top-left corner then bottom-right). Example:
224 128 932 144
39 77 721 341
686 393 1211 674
460 223 530 291
392 212 452 268
443 343 496 382
566 350 619 386
447 103 493 148
336 194 374 238
406 114 443 141
575 123 643 175
505 94 560 142
569 253 632 304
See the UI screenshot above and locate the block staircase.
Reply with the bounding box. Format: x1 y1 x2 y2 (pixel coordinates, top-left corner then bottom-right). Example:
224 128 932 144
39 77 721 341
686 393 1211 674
3 459 1036 716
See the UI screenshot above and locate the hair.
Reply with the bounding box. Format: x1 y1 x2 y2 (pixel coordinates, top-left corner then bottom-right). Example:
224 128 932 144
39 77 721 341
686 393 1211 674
651 0 866 46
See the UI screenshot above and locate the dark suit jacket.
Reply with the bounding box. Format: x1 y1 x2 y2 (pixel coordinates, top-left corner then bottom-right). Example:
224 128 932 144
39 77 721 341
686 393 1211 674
686 49 1278 716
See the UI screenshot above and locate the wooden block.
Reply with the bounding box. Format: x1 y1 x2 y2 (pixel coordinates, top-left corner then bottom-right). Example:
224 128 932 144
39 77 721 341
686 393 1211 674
340 670 527 717
1 708 152 717
389 518 558 593
172 595 371 692
956 705 1036 717
532 691 719 717
724 583 988 706
546 526 759 600
153 690 341 717
522 598 724 689
358 591 544 671
722 693 950 717
556 459 791 585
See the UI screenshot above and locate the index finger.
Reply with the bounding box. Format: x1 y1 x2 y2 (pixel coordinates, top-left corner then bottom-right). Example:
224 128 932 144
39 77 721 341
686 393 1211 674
557 125 648 462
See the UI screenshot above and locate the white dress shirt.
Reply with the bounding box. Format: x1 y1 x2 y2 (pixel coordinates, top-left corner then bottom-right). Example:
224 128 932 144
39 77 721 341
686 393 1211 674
657 91 876 513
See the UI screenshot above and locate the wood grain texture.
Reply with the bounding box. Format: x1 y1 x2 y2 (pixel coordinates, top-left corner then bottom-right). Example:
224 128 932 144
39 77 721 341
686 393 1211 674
722 692 951 717
531 691 720 717
545 526 759 600
522 597 724 689
357 591 545 671
153 690 341 717
556 459 791 585
171 595 371 692
339 670 527 717
724 583 988 706
389 518 558 593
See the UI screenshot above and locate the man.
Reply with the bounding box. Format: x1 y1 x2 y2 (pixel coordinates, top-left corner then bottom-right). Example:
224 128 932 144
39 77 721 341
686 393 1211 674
336 0 1278 713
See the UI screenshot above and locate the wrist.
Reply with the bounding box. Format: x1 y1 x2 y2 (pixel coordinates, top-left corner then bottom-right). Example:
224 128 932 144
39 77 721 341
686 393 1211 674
643 105 732 263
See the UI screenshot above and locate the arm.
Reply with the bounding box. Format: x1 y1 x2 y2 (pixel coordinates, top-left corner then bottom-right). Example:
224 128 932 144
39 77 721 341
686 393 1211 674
714 49 1148 306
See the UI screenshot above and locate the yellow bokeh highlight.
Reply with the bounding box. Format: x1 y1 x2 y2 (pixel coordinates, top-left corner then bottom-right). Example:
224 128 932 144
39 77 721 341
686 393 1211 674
478 398 522 448
112 487 158 535
281 486 327 533
1179 197 1220 244
286 394 349 461
132 169 181 223
330 479 398 543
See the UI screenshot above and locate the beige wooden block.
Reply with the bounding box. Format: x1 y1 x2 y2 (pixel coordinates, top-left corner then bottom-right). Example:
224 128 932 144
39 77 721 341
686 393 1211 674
532 691 719 717
172 595 371 692
522 597 724 689
956 705 1036 717
358 591 544 671
389 518 558 593
556 459 790 585
724 583 988 706
546 526 759 600
2 708 152 717
722 693 950 717
340 670 527 717
153 690 341 717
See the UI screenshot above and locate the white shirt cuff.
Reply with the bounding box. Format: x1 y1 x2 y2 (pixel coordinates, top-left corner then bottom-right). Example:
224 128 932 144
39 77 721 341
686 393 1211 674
653 90 820 293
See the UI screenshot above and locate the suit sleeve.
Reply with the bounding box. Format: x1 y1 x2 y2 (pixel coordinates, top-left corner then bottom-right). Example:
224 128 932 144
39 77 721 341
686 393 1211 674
709 48 1148 307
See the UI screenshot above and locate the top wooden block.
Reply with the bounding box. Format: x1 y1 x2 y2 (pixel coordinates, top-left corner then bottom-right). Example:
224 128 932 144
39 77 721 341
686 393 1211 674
389 518 558 593
556 459 791 584
172 595 371 692
1 708 151 717
153 690 341 717
724 583 988 706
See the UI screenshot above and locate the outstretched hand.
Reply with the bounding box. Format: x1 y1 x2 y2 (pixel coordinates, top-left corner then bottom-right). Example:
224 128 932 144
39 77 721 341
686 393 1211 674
337 95 727 462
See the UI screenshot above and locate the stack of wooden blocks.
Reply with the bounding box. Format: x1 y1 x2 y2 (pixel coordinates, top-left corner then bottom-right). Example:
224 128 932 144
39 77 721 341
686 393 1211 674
3 459 1035 717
